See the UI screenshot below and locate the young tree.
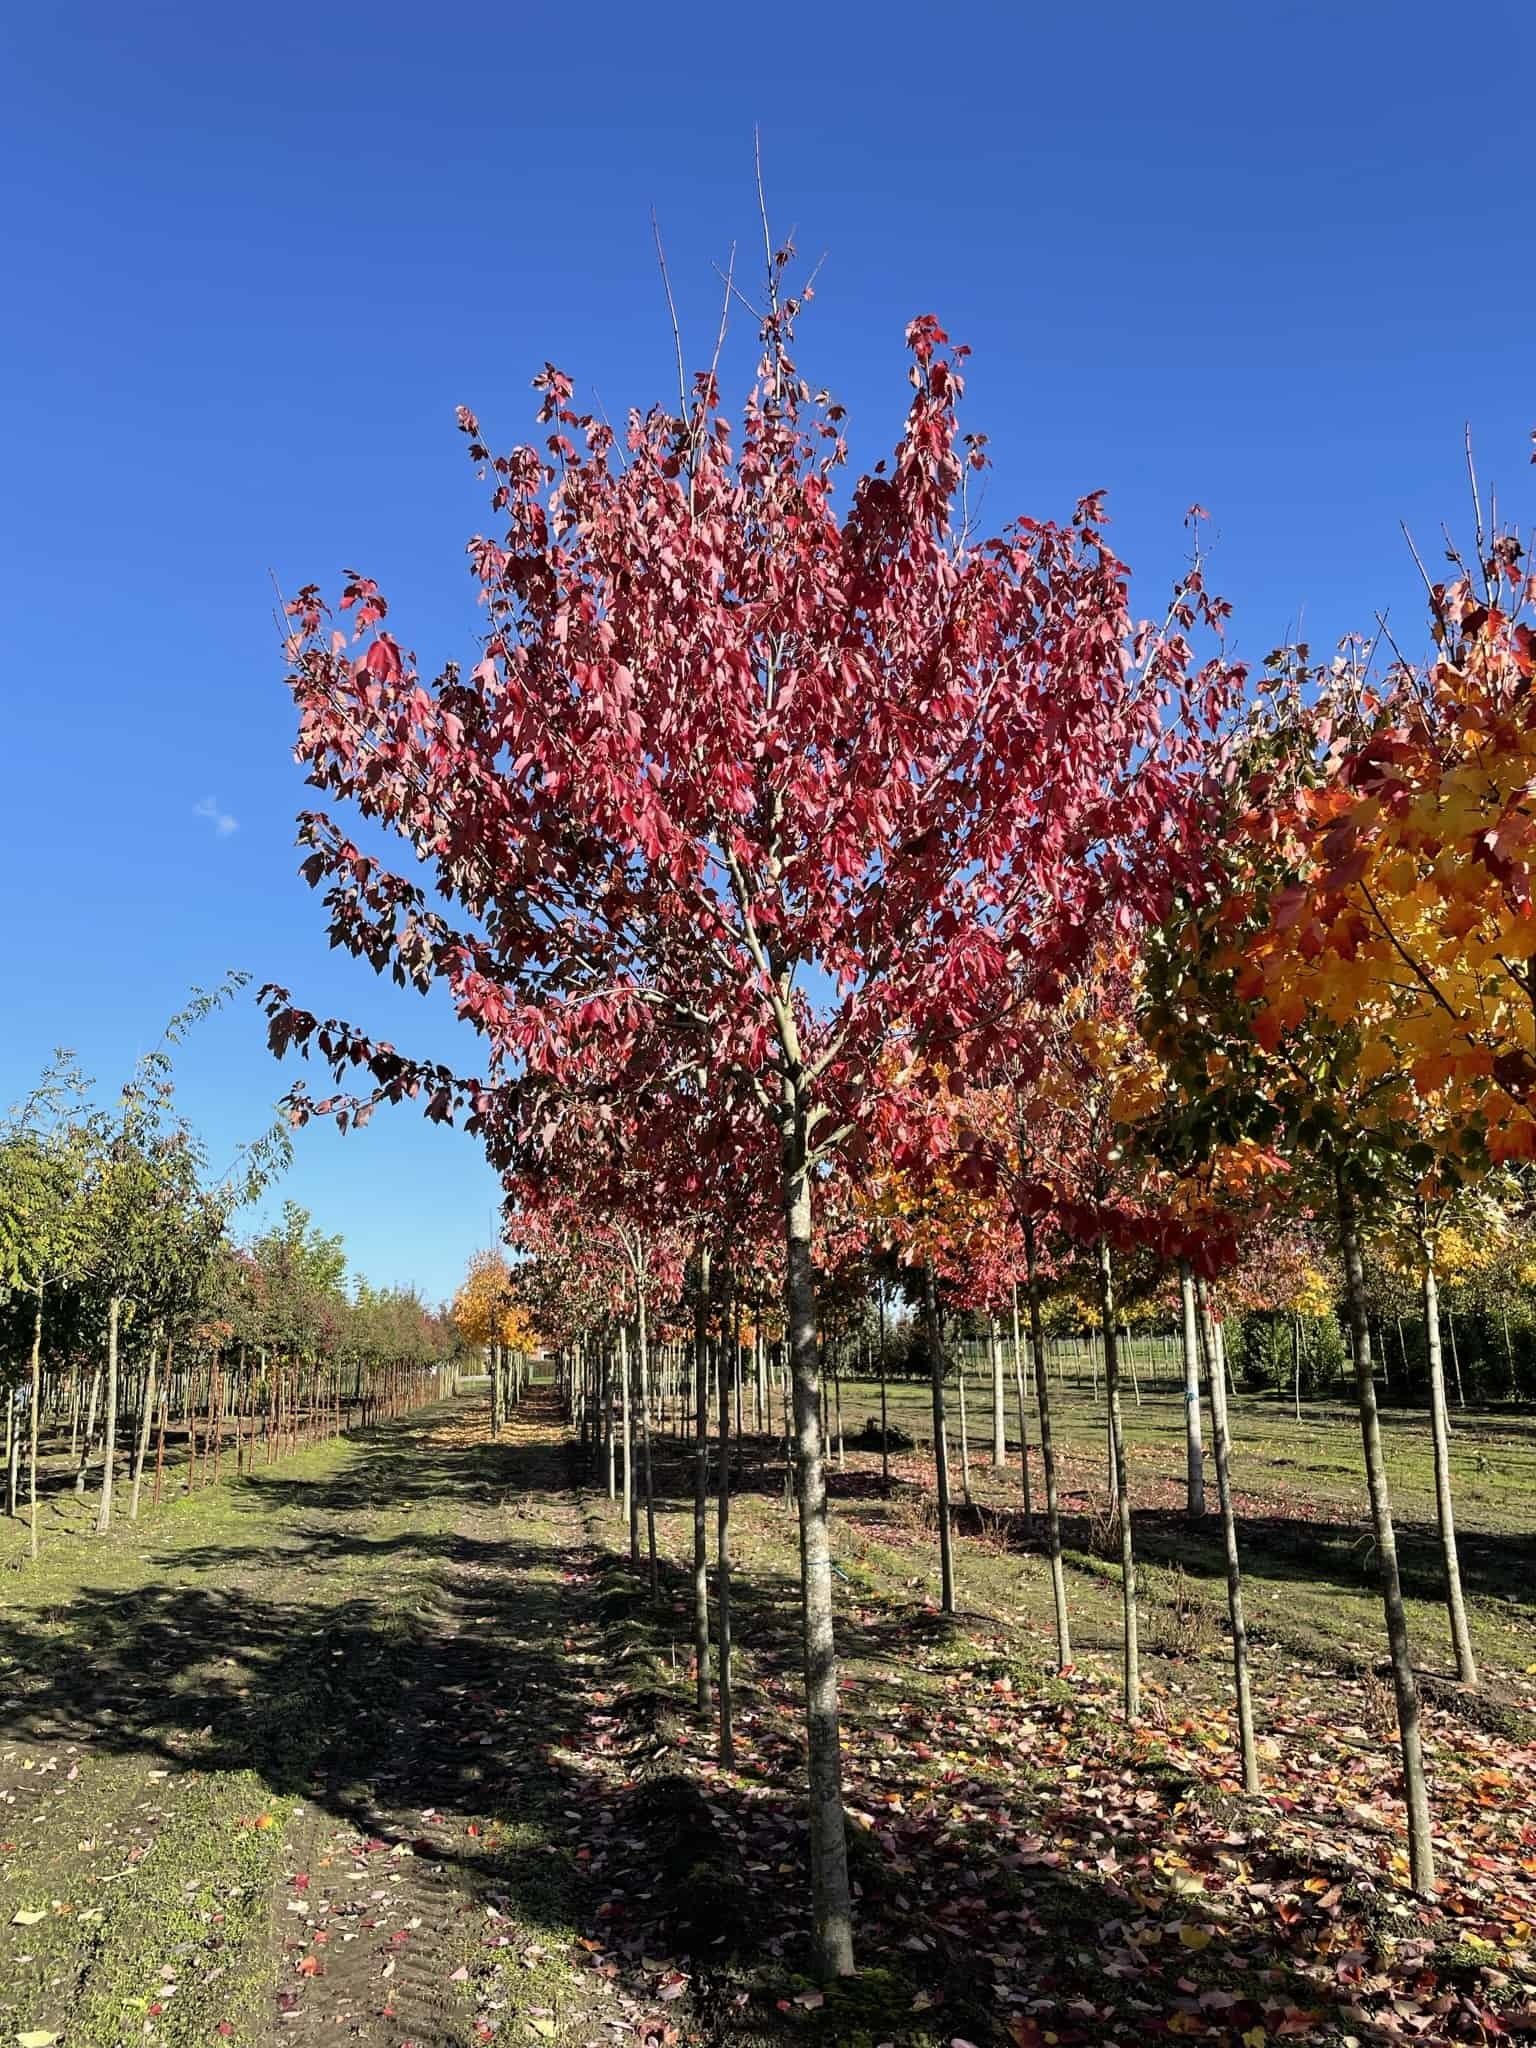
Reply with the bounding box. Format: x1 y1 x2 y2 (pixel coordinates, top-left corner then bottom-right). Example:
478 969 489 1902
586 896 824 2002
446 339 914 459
0 1057 96 1559
265 231 1232 1970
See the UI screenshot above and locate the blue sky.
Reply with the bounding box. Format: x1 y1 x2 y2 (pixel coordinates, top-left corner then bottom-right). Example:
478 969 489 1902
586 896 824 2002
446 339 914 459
2 0 1531 1304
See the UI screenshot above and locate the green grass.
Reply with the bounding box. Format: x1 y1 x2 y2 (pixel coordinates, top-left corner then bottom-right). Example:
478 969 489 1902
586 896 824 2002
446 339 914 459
6 1376 1533 2046
826 1364 1536 1699
0 1431 364 2047
571 1379 1536 2040
0 1401 603 2048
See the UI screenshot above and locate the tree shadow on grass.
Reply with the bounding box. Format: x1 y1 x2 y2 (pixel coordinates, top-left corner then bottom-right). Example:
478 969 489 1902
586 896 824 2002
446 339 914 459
830 1477 1536 1624
0 1404 1426 2047
570 1489 1434 2046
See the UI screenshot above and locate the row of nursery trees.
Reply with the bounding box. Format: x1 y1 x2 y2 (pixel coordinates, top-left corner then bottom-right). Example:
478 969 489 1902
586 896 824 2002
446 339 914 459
260 224 1536 1973
0 982 454 1558
449 1248 540 1433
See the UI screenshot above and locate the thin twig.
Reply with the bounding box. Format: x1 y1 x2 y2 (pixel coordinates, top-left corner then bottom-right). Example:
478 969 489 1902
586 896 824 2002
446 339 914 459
1465 423 1488 601
651 209 689 427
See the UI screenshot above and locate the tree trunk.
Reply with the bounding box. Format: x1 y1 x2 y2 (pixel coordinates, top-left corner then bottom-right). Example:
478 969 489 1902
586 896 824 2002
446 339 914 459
96 1296 121 1536
28 1288 43 1562
5 1389 17 1519
877 1281 891 1497
955 1343 973 1506
187 1355 201 1492
781 1105 854 1979
1421 1241 1477 1687
1195 1278 1259 1793
154 1376 168 1504
638 1292 659 1599
989 1312 1007 1467
1179 1260 1206 1516
603 1343 615 1501
1293 1312 1303 1423
692 1246 712 1720
1216 1317 1233 1404
1106 1400 1119 1513
717 1292 735 1769
211 1355 223 1484
621 1318 636 1566
1010 1285 1033 1526
74 1367 101 1495
129 1338 159 1525
1337 1168 1435 1896
1098 1243 1139 1724
1024 1217 1070 1668
922 1260 956 1616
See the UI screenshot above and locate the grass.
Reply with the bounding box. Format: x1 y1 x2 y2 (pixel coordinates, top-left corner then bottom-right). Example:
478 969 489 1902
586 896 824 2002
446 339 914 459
823 1364 1536 1699
0 1399 604 2048
562 1367 1536 2039
3 1373 1533 2046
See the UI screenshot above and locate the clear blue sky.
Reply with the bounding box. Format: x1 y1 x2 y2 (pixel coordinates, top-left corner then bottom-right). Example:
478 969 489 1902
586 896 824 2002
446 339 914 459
2 1 1531 1304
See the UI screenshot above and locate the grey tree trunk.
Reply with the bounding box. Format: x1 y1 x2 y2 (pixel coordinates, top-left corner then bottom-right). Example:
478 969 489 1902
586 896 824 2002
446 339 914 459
603 1344 615 1501
28 1289 43 1562
692 1247 712 1720
1011 1284 1033 1526
620 1318 636 1567
923 1260 956 1615
1098 1243 1139 1723
5 1392 17 1519
956 1346 972 1505
877 1282 890 1497
1337 1168 1435 1896
129 1338 159 1525
1178 1259 1206 1516
781 1110 854 1978
637 1292 659 1599
1420 1241 1477 1686
1024 1217 1070 1668
717 1300 735 1768
1216 1317 1232 1403
96 1296 121 1536
989 1313 1007 1467
1195 1280 1259 1793
74 1367 102 1495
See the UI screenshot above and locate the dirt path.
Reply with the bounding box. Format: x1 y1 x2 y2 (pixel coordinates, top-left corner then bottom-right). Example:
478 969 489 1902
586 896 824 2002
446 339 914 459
0 1394 619 2048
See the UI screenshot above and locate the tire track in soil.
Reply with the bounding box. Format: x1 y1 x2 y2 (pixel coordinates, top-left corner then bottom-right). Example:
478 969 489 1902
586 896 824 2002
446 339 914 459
267 1396 607 2048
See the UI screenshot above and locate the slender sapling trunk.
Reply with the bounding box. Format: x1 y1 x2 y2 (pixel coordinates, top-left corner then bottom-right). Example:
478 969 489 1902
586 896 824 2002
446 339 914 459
1420 1234 1477 1686
1098 1243 1139 1724
1195 1278 1259 1793
1179 1259 1206 1516
1337 1167 1435 1897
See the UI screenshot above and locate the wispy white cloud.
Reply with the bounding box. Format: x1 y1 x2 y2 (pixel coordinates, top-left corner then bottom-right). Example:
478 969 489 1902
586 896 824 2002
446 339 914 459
193 795 239 837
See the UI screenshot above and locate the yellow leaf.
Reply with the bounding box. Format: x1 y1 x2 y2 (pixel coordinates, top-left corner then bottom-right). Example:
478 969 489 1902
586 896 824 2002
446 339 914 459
19 2035 61 2048
527 2024 557 2042
1178 1924 1213 1950
1242 2030 1267 2048
10 1910 47 1927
